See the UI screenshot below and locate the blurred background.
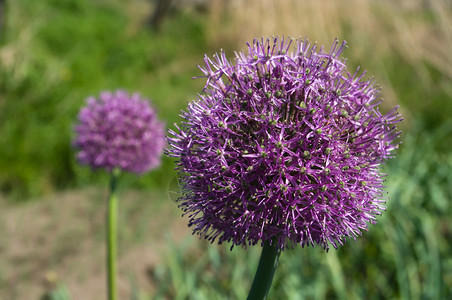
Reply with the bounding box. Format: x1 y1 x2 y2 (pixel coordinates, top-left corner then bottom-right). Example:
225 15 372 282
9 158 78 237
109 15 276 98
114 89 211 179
0 0 451 299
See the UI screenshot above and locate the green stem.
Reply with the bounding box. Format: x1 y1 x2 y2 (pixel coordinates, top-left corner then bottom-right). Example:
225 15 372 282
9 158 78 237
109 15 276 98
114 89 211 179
107 169 120 300
247 240 281 300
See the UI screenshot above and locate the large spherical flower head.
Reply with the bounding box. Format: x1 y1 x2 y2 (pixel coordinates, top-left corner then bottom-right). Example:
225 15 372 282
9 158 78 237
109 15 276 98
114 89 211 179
167 37 402 251
74 90 165 174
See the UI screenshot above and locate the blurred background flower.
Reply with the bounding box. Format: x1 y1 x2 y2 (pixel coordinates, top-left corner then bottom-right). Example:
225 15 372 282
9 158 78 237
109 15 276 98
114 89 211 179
74 90 165 174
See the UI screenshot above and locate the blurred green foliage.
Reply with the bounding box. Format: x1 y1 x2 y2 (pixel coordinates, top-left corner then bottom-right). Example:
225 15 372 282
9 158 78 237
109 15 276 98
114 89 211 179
40 284 72 300
1 0 451 200
0 0 207 198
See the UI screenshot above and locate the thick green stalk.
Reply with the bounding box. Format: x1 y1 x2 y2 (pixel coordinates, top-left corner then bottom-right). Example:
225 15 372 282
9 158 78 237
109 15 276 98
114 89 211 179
106 169 120 300
247 241 281 300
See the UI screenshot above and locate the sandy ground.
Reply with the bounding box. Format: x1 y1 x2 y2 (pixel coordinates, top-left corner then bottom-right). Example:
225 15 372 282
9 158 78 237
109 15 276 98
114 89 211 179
0 187 191 300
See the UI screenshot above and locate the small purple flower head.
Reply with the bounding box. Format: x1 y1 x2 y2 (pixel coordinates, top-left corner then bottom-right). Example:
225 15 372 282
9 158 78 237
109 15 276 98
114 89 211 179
167 37 402 251
74 90 165 174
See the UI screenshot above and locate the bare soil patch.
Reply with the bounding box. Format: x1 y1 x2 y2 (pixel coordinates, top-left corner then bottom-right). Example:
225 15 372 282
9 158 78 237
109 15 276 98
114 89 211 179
0 187 191 300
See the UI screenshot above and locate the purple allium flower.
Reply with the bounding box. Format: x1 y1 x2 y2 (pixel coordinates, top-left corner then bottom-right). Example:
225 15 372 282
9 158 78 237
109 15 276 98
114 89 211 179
167 37 402 250
74 90 165 174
